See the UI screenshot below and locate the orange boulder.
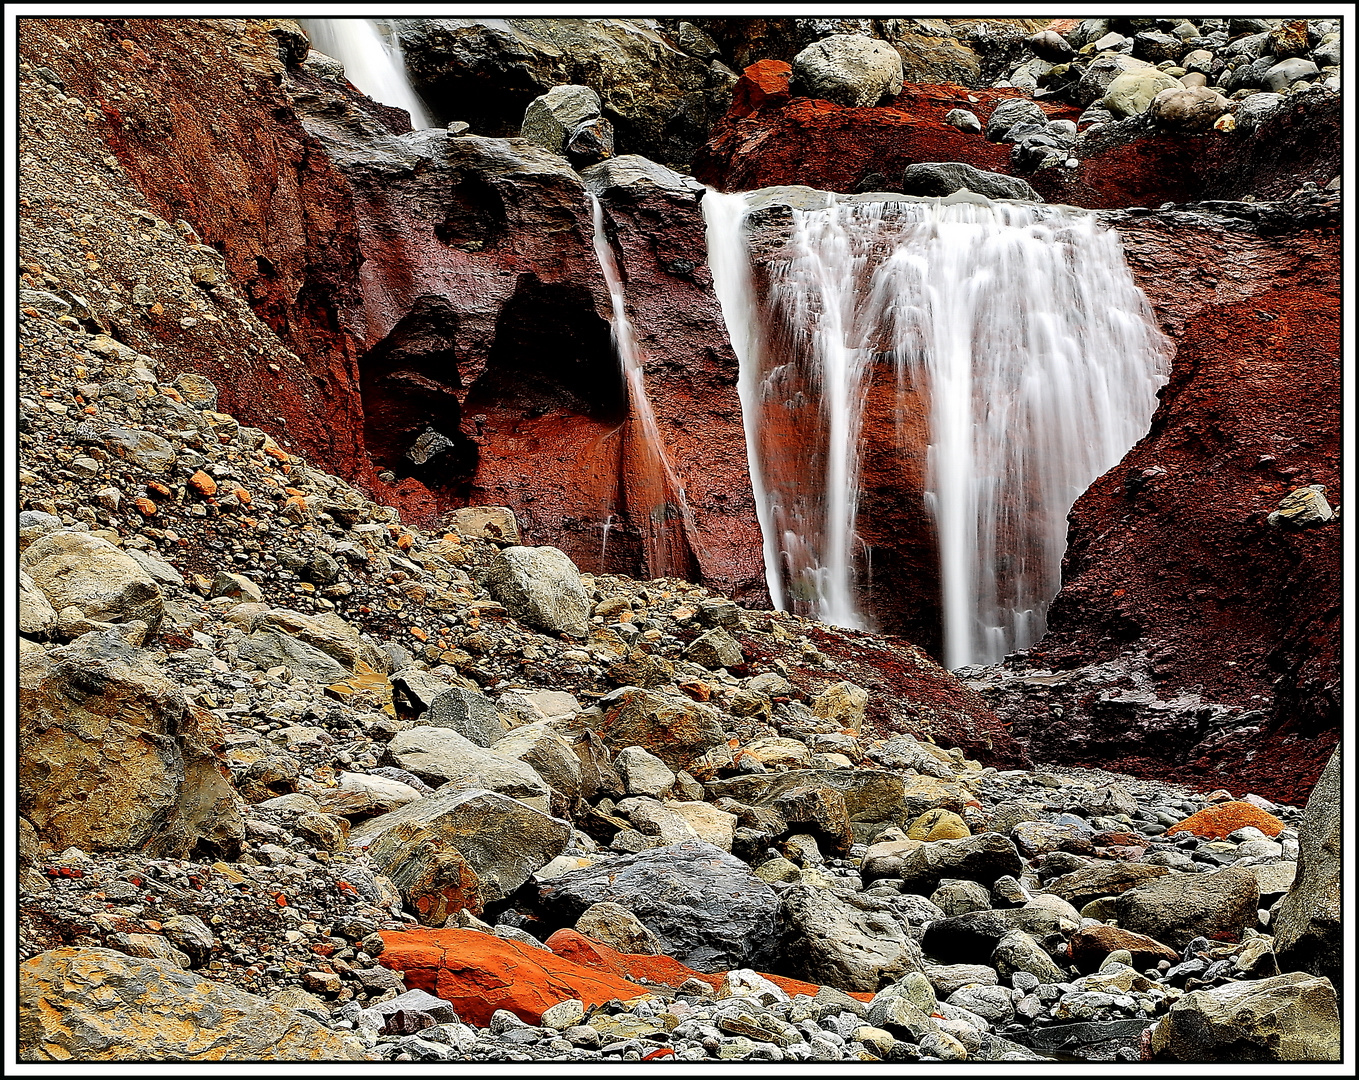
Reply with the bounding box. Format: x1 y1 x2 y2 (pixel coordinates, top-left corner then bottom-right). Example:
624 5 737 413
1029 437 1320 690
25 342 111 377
377 928 649 1026
1165 801 1285 841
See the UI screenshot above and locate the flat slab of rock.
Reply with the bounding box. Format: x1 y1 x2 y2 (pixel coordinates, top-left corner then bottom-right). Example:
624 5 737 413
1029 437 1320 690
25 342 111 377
1044 863 1170 908
382 726 551 808
535 840 780 972
20 948 366 1060
376 927 648 1027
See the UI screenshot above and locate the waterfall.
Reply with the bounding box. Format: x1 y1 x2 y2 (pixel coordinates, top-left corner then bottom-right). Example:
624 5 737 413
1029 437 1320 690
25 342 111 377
705 190 1169 666
588 194 698 580
298 18 435 129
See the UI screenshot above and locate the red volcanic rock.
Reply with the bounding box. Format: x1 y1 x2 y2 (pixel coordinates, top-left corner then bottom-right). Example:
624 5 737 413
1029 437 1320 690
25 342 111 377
731 60 792 118
546 929 875 1002
1005 205 1340 805
377 927 649 1026
1165 802 1285 841
694 85 1039 194
289 72 766 600
1069 925 1179 974
21 18 370 476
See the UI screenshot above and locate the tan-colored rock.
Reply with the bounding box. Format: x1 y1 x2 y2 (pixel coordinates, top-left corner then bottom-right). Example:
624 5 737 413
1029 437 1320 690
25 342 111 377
811 681 868 732
450 505 520 544
907 808 970 841
258 607 382 670
576 901 662 955
19 570 57 638
492 721 582 801
742 736 813 769
364 818 484 924
19 948 368 1060
668 801 738 851
20 630 243 857
1148 971 1340 1062
21 530 164 638
597 686 727 772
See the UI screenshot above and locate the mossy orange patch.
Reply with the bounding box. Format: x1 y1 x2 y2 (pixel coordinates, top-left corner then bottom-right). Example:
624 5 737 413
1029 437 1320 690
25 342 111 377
1165 801 1285 840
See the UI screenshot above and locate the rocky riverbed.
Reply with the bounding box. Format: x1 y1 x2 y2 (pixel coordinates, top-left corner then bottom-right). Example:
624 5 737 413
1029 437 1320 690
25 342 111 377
16 14 1342 1066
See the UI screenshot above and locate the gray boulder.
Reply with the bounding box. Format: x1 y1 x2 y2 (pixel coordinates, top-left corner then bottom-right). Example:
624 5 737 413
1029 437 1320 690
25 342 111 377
1116 867 1261 950
350 787 571 904
899 162 1041 202
103 426 176 472
892 832 1023 894
791 34 904 108
425 686 510 747
984 97 1046 142
21 531 164 639
685 626 743 669
521 84 602 157
237 630 347 685
579 154 703 199
484 546 590 637
921 907 1070 966
383 727 552 810
778 883 924 992
1147 971 1340 1062
1263 57 1319 93
535 839 780 971
491 721 582 801
1272 745 1340 986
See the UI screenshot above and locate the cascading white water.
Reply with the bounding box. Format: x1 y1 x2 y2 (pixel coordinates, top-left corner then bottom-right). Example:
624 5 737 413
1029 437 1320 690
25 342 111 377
588 194 698 579
705 190 1169 666
298 18 435 129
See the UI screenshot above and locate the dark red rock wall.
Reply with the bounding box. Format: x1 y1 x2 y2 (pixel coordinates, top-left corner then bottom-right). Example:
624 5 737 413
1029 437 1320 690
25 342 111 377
21 18 371 476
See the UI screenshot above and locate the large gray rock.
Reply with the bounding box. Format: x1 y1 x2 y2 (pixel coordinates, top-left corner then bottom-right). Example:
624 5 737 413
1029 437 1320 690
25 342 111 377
390 668 457 716
1147 972 1340 1062
575 901 662 955
778 883 924 992
383 727 552 810
21 531 164 639
257 609 378 671
1102 68 1182 117
19 630 243 858
706 768 909 846
1146 85 1231 131
103 426 176 472
891 833 1023 895
1272 746 1340 986
1044 863 1170 908
899 162 1041 202
1073 53 1154 106
19 948 367 1060
520 83 602 156
492 721 582 801
791 34 904 108
535 840 780 972
984 97 1047 141
350 787 571 904
1262 58 1319 93
425 686 510 747
237 630 347 685
484 546 590 637
685 625 743 669
579 154 705 199
1116 868 1261 950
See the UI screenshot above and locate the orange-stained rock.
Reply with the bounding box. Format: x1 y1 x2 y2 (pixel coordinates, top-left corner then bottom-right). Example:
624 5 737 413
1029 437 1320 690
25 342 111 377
188 470 217 497
133 497 157 517
1069 925 1180 974
1166 802 1285 841
377 928 650 1026
544 929 874 1002
731 59 792 118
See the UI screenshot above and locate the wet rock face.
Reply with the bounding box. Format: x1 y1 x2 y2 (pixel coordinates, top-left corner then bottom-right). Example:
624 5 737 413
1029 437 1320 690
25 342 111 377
286 72 765 599
991 202 1340 804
